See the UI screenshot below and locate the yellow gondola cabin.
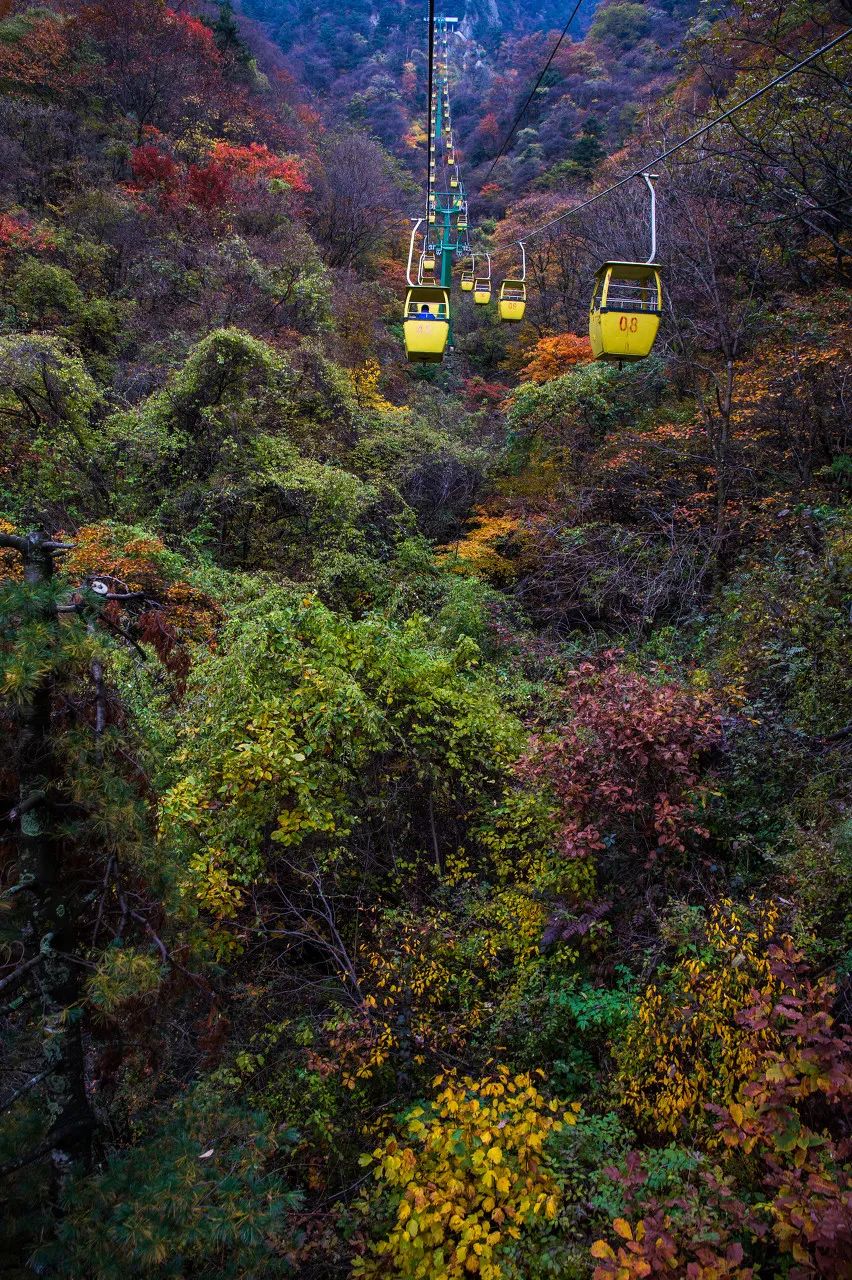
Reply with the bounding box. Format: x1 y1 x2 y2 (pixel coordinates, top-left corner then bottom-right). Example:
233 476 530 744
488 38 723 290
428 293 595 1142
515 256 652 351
473 278 491 305
498 279 526 321
589 261 662 361
403 285 450 363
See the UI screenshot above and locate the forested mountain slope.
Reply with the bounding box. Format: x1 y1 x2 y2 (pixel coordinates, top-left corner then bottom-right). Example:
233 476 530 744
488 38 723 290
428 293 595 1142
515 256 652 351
240 0 701 201
1 1 851 1277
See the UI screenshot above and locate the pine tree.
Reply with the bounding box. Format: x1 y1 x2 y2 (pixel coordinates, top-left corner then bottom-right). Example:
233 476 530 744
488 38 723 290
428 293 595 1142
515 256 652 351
0 531 95 1200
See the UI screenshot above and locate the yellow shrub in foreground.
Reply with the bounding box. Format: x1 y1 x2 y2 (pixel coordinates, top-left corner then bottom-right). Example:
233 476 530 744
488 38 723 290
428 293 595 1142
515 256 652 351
354 1067 577 1279
616 900 785 1137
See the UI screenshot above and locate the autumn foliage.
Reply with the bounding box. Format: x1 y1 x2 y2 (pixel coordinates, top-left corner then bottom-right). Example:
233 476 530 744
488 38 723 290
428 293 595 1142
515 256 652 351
129 140 310 218
355 1068 575 1280
518 332 593 383
1 0 850 1278
616 900 786 1136
0 213 53 261
520 652 722 863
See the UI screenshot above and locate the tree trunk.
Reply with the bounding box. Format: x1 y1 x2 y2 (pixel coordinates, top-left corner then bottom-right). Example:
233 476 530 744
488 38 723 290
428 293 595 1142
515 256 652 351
13 532 95 1200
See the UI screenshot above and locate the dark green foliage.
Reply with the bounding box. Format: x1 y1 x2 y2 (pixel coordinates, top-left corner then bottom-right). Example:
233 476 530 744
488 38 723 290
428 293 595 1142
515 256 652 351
589 3 652 47
6 257 126 363
35 1096 301 1278
0 333 104 522
566 117 607 180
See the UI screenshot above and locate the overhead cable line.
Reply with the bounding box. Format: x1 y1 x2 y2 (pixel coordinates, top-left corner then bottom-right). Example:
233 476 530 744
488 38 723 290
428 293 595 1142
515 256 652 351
481 0 586 188
508 26 851 244
425 0 436 216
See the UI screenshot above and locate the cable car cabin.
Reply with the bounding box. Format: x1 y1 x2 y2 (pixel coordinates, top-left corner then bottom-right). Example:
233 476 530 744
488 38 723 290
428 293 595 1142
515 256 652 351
403 286 450 363
499 279 526 322
460 266 475 292
458 217 468 231
473 279 492 305
449 175 458 189
423 254 436 272
589 261 662 361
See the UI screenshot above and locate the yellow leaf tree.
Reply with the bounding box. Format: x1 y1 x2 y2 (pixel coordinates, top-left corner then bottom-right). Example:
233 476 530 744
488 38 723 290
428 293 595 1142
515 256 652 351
614 900 787 1137
354 1067 577 1280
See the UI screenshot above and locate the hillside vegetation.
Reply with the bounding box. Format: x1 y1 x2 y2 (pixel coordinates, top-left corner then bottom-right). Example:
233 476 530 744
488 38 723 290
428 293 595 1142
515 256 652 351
1 1 851 1277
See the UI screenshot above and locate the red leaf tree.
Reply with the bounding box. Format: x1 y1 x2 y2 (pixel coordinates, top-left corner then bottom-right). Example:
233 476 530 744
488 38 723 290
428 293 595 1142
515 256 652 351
520 651 722 863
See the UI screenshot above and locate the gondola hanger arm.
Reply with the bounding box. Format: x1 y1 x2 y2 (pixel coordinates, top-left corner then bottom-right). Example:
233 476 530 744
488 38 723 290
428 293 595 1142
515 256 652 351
642 173 658 264
407 218 424 287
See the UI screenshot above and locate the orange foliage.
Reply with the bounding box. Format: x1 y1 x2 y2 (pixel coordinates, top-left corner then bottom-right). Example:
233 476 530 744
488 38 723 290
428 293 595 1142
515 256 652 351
0 519 22 580
401 60 417 97
295 103 323 131
0 11 81 97
62 525 219 649
519 333 593 383
442 507 523 582
63 526 177 596
478 112 500 143
0 213 53 262
208 141 311 191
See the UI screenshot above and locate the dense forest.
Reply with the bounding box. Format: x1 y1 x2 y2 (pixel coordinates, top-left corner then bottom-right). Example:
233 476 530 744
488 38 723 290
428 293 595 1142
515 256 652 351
1 0 851 1276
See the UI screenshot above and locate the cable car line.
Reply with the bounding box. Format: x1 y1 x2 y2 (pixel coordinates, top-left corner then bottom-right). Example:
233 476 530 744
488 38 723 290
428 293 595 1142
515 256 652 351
404 7 467 361
401 13 848 361
425 0 436 218
481 26 848 364
481 0 586 189
505 26 851 245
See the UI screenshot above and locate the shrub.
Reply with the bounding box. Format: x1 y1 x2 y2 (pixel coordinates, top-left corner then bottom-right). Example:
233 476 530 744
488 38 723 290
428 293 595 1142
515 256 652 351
614 900 786 1137
520 651 721 864
355 1067 577 1280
